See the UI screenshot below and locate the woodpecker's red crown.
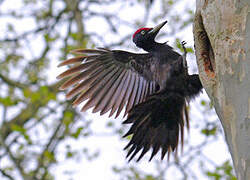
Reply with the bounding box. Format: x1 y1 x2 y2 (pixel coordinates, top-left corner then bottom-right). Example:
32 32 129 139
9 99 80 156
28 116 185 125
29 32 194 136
133 28 152 39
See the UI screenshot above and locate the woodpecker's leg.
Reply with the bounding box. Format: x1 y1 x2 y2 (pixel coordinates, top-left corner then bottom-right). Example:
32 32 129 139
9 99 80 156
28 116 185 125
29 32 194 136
181 41 188 74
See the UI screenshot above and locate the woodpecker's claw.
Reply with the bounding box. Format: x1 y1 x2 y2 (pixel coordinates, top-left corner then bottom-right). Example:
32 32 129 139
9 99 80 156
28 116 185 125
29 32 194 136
181 41 188 73
181 41 187 54
181 41 187 45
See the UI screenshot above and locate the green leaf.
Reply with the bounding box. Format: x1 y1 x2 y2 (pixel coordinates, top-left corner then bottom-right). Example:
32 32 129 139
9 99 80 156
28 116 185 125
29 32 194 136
70 32 78 40
175 38 193 53
31 91 40 102
47 92 56 101
23 88 32 98
44 150 56 162
11 124 26 134
205 160 237 180
106 121 114 127
39 86 56 101
44 33 50 42
206 171 222 179
71 127 84 139
40 86 49 94
168 0 173 5
145 175 155 180
64 111 74 119
176 38 181 49
186 47 194 53
63 111 74 128
44 33 58 42
209 101 214 109
201 127 217 136
0 96 18 106
201 100 206 106
66 151 74 158
125 135 132 140
23 134 32 145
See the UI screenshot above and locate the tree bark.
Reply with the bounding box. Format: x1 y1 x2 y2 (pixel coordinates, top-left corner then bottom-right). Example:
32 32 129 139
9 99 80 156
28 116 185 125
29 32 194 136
193 0 250 179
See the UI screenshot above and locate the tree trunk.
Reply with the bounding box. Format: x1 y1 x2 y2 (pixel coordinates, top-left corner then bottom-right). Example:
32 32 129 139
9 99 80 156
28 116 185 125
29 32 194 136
193 0 250 179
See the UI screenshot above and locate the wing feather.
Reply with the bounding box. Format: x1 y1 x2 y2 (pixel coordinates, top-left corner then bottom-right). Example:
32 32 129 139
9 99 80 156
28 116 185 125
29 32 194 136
57 56 86 67
113 70 132 117
133 76 143 107
81 67 122 112
65 65 107 99
93 70 126 115
125 74 139 115
107 70 128 117
91 68 124 114
139 79 147 102
73 64 117 106
58 48 158 116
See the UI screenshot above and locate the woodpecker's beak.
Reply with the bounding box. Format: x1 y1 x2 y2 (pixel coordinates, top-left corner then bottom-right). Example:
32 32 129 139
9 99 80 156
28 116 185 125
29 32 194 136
148 20 168 39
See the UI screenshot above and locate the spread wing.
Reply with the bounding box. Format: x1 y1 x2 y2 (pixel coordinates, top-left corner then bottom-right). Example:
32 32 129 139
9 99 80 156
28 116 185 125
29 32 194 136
57 48 158 118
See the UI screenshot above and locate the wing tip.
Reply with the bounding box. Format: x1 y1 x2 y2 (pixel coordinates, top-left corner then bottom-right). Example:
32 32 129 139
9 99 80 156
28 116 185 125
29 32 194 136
70 49 85 54
58 86 66 90
57 63 63 67
56 74 64 80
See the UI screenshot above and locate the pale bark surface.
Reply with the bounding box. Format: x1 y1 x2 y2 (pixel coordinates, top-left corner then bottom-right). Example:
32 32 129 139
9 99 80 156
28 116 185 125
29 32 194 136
193 0 250 179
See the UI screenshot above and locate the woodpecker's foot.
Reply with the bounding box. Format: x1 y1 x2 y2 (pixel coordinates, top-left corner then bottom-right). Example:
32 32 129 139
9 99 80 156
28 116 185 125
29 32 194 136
181 41 187 55
181 41 188 71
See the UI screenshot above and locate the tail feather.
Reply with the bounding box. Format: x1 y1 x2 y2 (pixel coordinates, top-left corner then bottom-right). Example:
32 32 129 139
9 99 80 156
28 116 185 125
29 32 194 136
123 92 188 162
123 74 202 162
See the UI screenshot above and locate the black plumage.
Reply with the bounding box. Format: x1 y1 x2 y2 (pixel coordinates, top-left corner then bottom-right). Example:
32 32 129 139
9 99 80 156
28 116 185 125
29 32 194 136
57 20 203 162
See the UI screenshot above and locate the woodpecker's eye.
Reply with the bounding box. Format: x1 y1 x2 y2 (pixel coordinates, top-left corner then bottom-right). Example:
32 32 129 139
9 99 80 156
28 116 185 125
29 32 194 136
141 30 145 35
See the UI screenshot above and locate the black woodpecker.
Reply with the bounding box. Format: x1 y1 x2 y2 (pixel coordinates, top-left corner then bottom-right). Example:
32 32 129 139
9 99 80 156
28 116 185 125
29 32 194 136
57 21 203 162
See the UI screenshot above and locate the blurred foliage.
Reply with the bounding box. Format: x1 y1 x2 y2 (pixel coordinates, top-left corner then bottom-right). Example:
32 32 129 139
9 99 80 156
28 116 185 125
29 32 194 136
205 161 237 180
113 166 160 180
0 0 235 180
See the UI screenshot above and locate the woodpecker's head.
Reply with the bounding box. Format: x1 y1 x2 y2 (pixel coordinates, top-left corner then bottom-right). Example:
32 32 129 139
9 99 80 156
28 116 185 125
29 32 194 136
133 20 167 51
